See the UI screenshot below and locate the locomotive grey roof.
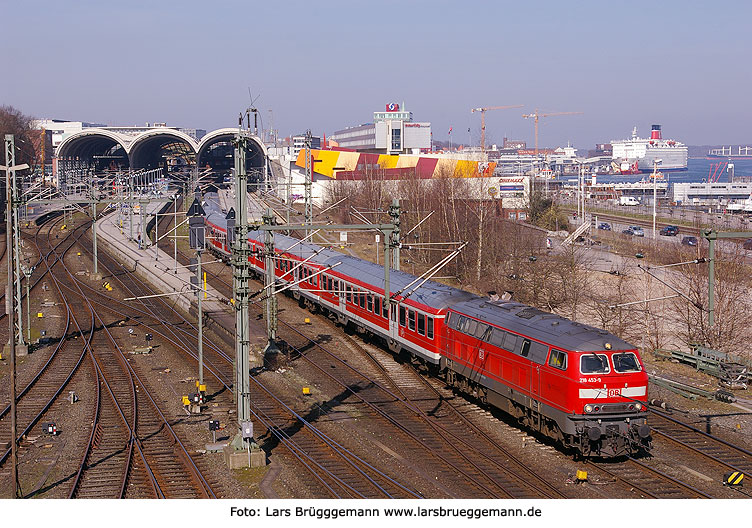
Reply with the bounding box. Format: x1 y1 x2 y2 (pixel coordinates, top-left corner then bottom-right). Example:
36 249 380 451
448 299 636 353
202 192 476 311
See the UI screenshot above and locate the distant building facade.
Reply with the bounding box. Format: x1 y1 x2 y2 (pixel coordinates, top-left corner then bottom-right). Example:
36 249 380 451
330 102 431 155
292 134 321 158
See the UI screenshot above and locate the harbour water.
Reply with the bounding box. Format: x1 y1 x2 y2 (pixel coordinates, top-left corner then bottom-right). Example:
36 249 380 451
594 157 752 185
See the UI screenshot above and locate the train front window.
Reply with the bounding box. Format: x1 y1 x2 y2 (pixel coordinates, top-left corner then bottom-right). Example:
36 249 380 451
612 352 641 373
580 354 610 374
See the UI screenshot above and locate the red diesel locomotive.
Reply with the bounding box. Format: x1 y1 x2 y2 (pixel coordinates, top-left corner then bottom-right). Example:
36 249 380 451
203 193 651 457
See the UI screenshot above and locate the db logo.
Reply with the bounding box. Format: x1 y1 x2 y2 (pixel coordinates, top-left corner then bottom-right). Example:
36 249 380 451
607 388 621 397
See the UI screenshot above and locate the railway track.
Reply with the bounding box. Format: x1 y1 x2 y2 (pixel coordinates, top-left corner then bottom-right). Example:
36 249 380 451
589 457 711 498
0 211 218 498
278 318 566 498
0 220 91 476
164 202 567 497
649 408 752 482
71 220 420 498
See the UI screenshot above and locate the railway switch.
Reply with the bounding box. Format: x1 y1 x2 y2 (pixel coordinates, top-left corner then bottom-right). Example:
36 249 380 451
723 471 744 486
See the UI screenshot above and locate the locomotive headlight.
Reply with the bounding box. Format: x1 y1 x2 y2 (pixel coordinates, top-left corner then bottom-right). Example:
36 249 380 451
635 403 643 411
584 404 593 413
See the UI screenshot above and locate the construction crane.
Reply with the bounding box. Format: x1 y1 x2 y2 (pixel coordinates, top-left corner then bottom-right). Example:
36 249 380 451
470 105 524 152
522 109 583 155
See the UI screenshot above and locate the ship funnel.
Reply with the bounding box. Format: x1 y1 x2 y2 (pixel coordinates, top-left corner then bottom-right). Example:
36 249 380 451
650 124 662 140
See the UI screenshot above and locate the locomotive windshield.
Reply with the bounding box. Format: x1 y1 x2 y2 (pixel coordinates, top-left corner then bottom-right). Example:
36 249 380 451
612 352 642 373
580 353 610 374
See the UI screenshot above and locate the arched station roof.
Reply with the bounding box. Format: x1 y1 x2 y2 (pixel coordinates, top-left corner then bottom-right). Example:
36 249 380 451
197 128 267 172
128 128 198 170
57 128 130 160
57 127 266 171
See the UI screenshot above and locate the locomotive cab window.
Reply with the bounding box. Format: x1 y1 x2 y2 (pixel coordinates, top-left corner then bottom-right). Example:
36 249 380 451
612 352 641 373
520 339 531 357
580 353 610 374
548 349 567 370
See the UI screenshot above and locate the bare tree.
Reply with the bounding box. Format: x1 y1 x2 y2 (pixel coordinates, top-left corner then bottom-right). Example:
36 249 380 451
0 105 37 167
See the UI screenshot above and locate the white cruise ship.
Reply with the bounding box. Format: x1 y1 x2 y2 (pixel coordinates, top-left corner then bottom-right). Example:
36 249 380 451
611 125 688 172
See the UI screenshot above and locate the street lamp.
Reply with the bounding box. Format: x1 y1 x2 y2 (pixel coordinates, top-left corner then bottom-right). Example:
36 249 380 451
652 159 662 239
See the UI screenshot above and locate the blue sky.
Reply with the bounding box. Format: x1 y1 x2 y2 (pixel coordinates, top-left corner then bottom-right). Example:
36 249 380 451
3 0 751 147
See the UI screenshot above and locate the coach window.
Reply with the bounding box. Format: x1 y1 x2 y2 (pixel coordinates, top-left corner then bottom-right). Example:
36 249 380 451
417 313 426 336
548 349 567 370
427 317 434 339
375 297 381 316
383 299 389 318
408 309 416 331
359 292 366 308
346 286 352 303
367 294 373 312
399 306 406 327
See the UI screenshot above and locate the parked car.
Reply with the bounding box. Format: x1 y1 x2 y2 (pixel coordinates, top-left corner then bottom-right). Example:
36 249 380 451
629 226 645 237
682 236 698 246
659 225 679 236
622 228 634 236
598 222 612 231
743 238 752 250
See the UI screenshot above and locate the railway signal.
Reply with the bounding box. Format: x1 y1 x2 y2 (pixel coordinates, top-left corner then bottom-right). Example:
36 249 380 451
188 197 206 392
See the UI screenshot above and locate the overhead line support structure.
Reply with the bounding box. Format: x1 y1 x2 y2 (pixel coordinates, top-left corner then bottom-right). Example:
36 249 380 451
700 229 752 328
230 128 256 455
2 134 29 499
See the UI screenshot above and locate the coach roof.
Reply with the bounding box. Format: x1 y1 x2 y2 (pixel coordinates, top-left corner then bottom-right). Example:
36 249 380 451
202 192 476 310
